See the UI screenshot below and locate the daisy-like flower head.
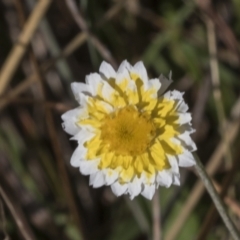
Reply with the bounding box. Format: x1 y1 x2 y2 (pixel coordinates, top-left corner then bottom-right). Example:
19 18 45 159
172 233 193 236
62 60 196 200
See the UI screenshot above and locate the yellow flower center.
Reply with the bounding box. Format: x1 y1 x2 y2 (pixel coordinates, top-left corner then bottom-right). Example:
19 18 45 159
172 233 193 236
100 106 156 156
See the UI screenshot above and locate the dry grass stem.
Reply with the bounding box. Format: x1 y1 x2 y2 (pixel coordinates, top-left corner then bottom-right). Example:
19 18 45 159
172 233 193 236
194 154 240 240
214 181 240 218
0 32 87 112
0 198 10 240
0 1 239 239
96 1 124 26
165 95 240 240
196 0 240 63
14 1 85 236
197 147 240 239
192 75 211 140
205 16 232 167
0 0 52 95
45 108 85 239
10 98 72 112
0 182 37 240
206 17 225 128
65 0 117 68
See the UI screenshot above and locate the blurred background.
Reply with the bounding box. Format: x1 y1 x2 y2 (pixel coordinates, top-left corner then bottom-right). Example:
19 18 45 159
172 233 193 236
0 0 240 239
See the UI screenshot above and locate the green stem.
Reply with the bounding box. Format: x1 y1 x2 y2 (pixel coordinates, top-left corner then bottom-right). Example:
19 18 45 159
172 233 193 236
194 153 240 240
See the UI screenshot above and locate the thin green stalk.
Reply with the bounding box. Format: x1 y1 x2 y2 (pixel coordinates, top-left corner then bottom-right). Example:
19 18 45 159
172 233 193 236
152 190 161 240
194 153 240 240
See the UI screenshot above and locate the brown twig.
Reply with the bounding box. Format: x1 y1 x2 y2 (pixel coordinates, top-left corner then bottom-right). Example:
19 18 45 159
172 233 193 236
13 1 85 238
192 75 211 141
126 1 165 29
0 197 10 240
0 180 37 240
9 97 72 112
45 108 85 239
96 1 124 27
65 0 117 69
206 179 240 219
0 32 87 112
0 0 52 96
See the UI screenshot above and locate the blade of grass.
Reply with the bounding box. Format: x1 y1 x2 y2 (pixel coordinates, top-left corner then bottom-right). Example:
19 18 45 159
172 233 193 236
124 196 150 235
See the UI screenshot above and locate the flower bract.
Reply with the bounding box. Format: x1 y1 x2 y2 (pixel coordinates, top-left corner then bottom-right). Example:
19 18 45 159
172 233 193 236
62 60 196 200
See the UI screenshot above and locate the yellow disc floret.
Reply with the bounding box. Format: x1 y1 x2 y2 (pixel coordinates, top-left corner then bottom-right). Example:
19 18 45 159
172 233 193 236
101 106 156 156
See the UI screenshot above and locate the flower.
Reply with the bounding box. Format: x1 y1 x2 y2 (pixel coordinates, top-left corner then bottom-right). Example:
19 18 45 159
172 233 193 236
62 60 196 200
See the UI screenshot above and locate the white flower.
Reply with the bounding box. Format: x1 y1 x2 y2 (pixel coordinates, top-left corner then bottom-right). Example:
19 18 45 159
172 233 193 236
62 60 196 200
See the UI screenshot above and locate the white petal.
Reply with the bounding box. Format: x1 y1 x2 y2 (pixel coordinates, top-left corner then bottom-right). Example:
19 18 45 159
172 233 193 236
141 184 156 200
178 150 196 167
78 92 89 106
71 128 95 143
79 159 100 175
142 171 156 184
133 61 148 87
62 121 79 136
127 79 137 91
104 169 119 185
156 170 172 188
85 73 103 96
173 173 180 186
61 108 80 121
126 80 139 104
163 90 171 100
178 132 197 152
167 155 179 174
116 68 131 85
176 100 189 112
178 124 195 134
117 60 132 73
170 137 182 145
101 81 115 102
77 124 96 133
71 82 92 101
70 145 86 167
147 78 161 94
158 74 173 95
90 171 105 188
170 90 184 100
177 113 192 125
61 108 82 135
128 177 142 200
97 100 114 113
111 182 128 196
99 61 116 79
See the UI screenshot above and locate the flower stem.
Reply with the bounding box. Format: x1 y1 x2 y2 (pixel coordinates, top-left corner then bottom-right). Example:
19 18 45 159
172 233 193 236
152 190 161 240
194 153 240 240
